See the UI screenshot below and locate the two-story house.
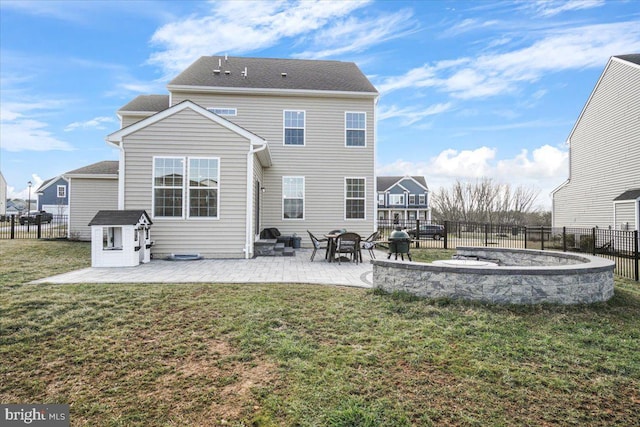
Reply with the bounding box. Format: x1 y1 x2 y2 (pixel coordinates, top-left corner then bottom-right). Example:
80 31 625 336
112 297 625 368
36 176 69 217
377 176 431 223
552 54 640 231
106 56 378 258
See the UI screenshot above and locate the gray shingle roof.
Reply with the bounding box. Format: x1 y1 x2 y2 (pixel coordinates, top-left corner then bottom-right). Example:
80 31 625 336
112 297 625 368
118 95 170 112
65 160 119 176
377 176 428 192
615 54 640 66
613 188 640 201
88 210 152 226
168 56 378 94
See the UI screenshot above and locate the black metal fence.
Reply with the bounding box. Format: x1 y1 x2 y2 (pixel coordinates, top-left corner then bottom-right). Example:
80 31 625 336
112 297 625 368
378 219 639 281
0 214 68 240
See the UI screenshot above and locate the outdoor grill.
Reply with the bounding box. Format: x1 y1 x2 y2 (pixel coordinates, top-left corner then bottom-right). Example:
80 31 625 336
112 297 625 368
388 226 412 261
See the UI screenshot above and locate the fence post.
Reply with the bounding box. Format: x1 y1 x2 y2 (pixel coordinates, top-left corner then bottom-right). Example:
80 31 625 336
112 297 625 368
484 223 489 247
562 226 567 252
524 226 527 249
540 226 545 251
591 228 596 255
10 214 15 239
444 221 448 250
634 230 639 282
415 218 420 248
36 215 42 239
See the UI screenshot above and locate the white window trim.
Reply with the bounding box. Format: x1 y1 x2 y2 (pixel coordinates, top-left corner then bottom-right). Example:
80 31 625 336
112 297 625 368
345 111 366 148
187 156 220 220
207 107 237 116
390 194 405 206
345 177 366 220
283 110 306 146
419 194 426 205
57 185 66 198
152 156 186 220
282 176 305 220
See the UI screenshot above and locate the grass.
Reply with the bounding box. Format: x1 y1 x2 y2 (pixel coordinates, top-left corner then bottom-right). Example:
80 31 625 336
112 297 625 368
1 240 639 426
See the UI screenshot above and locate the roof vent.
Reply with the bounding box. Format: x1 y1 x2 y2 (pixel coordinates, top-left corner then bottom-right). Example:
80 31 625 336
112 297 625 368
281 72 287 77
241 66 248 78
224 70 231 75
213 69 220 74
218 58 222 67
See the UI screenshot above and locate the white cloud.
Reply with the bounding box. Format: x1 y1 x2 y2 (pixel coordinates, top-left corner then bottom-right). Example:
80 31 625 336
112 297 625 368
378 103 453 125
64 116 116 132
377 21 640 99
1 119 74 152
530 0 606 17
148 0 369 74
0 102 74 152
377 144 568 209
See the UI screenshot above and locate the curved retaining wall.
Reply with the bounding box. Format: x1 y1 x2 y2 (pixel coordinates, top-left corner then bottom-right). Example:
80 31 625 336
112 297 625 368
372 247 615 304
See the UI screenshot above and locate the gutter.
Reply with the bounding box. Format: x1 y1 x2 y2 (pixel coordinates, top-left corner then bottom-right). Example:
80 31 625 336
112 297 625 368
245 139 269 259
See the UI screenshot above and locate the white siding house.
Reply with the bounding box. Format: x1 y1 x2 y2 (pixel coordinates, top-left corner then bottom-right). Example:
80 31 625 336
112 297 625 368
552 54 640 231
108 56 378 258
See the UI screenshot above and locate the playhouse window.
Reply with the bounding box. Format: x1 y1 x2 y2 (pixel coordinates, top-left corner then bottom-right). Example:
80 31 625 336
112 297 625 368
103 227 123 250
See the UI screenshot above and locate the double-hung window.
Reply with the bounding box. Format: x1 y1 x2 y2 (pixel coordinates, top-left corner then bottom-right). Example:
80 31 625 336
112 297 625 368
409 195 416 205
283 177 304 219
153 157 219 219
419 194 426 205
284 110 305 145
345 112 366 147
345 178 366 219
57 185 66 198
188 158 219 218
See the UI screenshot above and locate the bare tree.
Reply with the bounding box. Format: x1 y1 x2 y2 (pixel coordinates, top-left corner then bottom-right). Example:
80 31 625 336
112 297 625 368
432 178 543 225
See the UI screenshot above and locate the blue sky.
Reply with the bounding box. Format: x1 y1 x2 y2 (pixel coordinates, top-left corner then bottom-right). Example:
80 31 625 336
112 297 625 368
1 0 639 209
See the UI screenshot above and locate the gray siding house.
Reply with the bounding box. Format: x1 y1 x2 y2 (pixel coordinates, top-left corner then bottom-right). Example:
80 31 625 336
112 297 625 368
552 54 640 231
107 56 378 258
36 176 69 217
0 171 6 216
377 176 431 222
64 161 119 241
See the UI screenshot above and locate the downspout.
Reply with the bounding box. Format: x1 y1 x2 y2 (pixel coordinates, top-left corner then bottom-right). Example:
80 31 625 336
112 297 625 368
245 140 268 259
106 138 125 209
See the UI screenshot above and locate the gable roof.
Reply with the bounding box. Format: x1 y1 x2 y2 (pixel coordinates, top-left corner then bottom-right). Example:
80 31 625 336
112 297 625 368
118 95 170 113
36 176 67 193
64 160 119 178
377 176 428 192
106 100 272 167
88 210 152 226
613 188 640 201
168 56 378 97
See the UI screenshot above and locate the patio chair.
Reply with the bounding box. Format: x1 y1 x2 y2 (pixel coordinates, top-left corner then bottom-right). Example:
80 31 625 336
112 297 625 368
335 232 361 264
362 230 380 260
307 230 328 261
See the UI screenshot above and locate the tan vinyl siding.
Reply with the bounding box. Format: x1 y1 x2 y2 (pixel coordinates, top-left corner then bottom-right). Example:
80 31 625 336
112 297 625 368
171 92 376 245
69 178 118 241
614 201 637 230
252 152 265 239
553 59 640 228
121 114 154 128
121 108 250 258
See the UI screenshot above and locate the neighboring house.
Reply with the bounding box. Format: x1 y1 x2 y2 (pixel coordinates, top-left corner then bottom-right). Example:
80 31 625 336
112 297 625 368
377 176 431 222
36 176 69 217
552 54 640 231
6 199 25 216
63 160 119 241
106 56 378 258
0 171 6 216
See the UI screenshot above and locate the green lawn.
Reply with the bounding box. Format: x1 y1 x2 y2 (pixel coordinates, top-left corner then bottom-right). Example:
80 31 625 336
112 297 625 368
1 240 639 426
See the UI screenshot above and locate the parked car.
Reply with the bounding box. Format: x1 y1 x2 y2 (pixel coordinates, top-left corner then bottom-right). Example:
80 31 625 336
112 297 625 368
407 224 445 240
19 210 53 225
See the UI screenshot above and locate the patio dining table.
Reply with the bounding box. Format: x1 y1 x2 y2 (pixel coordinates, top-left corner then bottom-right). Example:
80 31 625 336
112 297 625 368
324 233 341 262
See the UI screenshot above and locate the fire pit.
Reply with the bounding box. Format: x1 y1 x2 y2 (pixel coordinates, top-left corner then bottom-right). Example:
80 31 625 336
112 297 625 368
388 226 412 261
